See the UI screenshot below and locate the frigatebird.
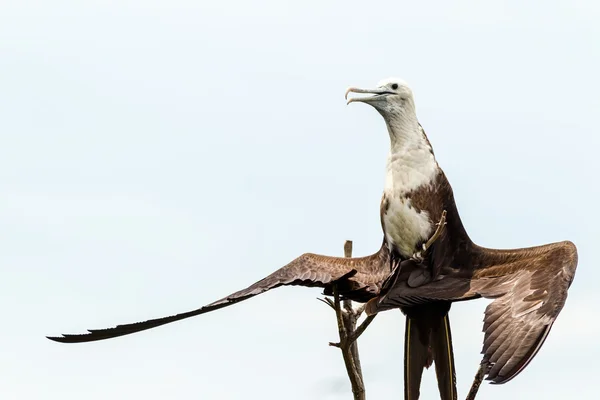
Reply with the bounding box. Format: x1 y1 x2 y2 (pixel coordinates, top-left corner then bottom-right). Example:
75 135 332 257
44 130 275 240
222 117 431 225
48 78 578 400
345 78 577 394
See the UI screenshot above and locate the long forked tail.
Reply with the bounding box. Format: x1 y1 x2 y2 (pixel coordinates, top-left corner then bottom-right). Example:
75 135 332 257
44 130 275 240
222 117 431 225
404 302 457 400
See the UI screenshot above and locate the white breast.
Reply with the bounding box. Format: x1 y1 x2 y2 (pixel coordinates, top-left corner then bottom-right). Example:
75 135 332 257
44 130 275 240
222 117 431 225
383 196 433 258
382 127 438 257
384 144 438 194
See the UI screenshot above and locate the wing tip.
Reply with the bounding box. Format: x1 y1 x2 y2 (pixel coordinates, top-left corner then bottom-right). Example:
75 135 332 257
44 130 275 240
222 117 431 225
46 334 80 343
46 328 118 344
487 370 517 385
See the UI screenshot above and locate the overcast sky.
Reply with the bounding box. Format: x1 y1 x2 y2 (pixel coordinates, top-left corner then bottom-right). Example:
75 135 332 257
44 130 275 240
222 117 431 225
2 1 599 399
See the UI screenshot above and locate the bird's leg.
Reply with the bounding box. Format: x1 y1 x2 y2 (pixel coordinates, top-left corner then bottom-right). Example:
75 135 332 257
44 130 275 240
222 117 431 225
422 209 447 253
411 210 447 262
406 210 447 287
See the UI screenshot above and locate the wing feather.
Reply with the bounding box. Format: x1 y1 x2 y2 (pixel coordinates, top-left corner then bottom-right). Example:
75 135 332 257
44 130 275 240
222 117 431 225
369 240 578 384
48 246 389 344
471 241 578 384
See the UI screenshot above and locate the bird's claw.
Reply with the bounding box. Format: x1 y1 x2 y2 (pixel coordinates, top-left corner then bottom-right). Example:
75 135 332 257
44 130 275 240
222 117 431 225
411 251 424 262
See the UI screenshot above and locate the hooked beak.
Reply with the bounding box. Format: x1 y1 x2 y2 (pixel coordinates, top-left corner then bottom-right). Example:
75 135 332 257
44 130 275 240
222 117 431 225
345 87 394 105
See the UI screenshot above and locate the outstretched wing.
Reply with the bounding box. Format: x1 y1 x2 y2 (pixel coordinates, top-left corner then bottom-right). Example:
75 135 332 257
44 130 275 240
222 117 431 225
368 240 578 384
469 240 578 384
48 245 389 344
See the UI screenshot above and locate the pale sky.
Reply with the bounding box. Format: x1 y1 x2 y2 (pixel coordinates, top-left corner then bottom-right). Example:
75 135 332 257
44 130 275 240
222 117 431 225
2 1 599 399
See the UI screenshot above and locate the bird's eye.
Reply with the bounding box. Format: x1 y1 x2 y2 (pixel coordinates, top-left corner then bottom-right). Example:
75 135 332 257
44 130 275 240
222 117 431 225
391 83 398 90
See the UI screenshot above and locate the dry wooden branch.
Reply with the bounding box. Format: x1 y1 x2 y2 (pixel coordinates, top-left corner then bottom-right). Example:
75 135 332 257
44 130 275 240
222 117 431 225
465 361 488 400
321 240 376 400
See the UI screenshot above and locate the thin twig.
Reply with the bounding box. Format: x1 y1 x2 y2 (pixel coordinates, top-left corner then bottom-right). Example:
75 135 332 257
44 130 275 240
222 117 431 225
348 315 376 343
465 361 487 400
317 297 336 310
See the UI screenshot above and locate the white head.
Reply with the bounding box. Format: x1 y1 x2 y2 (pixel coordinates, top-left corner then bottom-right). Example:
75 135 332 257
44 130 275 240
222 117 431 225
345 78 416 118
346 78 437 195
345 78 423 147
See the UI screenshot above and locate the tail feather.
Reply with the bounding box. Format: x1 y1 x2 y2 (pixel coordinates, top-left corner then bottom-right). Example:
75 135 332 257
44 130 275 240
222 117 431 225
404 316 431 400
403 303 457 400
431 313 457 399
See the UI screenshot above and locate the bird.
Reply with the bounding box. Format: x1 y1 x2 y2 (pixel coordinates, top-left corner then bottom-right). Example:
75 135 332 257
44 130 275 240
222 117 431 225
47 78 578 400
345 79 578 392
346 79 460 400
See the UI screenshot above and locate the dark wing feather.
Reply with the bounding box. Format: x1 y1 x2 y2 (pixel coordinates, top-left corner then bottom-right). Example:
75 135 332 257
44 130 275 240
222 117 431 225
48 245 389 344
468 240 578 384
368 240 578 384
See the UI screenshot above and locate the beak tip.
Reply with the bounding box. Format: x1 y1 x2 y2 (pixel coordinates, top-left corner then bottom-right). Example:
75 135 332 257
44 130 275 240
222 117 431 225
344 87 354 101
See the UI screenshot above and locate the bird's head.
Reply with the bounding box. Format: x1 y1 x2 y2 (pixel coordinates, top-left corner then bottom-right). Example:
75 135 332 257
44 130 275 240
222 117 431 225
345 78 415 116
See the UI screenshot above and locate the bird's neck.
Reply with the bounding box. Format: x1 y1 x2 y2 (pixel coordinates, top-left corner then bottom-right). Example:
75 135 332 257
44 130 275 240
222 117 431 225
383 110 438 195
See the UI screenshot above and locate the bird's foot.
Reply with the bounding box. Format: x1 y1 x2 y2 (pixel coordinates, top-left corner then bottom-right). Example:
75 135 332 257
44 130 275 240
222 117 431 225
411 251 424 263
421 210 448 253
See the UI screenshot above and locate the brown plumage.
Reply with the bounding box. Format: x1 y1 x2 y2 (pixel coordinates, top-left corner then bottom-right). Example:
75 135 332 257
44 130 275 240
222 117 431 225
47 243 391 343
368 167 578 385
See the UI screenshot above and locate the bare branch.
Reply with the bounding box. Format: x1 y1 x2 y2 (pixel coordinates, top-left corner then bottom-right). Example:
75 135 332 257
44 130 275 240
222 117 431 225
319 239 378 400
465 361 488 400
332 284 348 344
348 315 376 343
